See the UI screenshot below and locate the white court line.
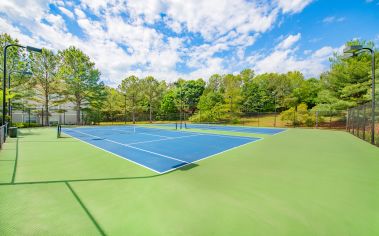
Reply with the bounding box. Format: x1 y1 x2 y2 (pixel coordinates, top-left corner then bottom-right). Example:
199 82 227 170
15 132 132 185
134 125 256 140
228 127 280 134
62 130 162 174
82 126 173 139
272 129 288 135
137 132 171 138
109 128 172 139
73 126 204 145
96 124 260 140
190 125 284 135
63 127 263 174
180 130 257 140
125 134 204 146
65 128 189 164
159 137 263 174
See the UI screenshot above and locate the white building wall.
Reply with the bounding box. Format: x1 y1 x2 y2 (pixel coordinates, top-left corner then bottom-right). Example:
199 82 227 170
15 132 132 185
11 102 82 125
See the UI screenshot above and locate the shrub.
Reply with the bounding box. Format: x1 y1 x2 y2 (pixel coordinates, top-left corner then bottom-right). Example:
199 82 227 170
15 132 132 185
12 122 41 128
280 103 316 127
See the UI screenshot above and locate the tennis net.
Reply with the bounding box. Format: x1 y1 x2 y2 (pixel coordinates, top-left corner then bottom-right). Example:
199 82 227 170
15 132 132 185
184 121 229 130
57 123 178 138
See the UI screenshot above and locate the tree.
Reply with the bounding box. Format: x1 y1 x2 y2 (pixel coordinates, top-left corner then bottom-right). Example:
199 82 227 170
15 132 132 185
190 90 225 122
284 76 320 110
241 81 271 112
58 46 104 125
222 73 242 114
119 75 141 124
102 87 123 122
85 84 107 124
159 89 179 120
30 49 62 126
0 33 21 84
0 33 26 123
141 76 165 123
180 79 205 114
318 39 378 109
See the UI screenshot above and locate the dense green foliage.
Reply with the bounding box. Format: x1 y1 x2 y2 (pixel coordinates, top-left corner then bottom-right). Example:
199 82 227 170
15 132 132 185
1 33 377 125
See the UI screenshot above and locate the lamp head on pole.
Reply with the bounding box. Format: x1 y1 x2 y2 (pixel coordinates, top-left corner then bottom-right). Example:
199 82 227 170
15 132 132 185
343 45 363 54
23 71 33 76
26 46 42 53
342 45 364 59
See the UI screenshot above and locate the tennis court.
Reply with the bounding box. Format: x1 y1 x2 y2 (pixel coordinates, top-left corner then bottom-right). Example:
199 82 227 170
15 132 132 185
62 125 262 173
1 127 379 235
157 123 286 135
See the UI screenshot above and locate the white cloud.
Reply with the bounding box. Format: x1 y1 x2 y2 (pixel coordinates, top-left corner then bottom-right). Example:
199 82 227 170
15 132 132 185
58 6 74 19
80 0 111 15
251 42 341 78
74 8 86 19
163 0 278 41
0 0 49 20
0 0 318 85
126 0 164 24
276 33 301 49
277 0 313 13
323 16 346 24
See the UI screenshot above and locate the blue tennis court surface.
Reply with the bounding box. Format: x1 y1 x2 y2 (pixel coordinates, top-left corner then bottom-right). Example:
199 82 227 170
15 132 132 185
62 126 261 173
157 123 286 135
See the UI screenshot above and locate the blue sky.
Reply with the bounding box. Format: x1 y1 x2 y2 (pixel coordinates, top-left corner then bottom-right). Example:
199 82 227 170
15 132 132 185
0 0 378 86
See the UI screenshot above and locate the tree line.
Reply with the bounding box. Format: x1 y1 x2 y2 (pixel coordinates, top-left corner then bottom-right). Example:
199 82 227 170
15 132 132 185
1 33 378 126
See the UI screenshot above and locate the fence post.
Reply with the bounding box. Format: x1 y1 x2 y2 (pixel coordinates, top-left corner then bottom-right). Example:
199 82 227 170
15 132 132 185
316 111 319 129
41 107 44 126
274 112 277 127
257 111 260 127
346 109 350 132
362 104 366 140
357 107 361 137
351 108 356 135
28 108 31 127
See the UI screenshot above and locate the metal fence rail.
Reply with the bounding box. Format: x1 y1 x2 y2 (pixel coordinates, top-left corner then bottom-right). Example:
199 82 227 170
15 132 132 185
347 101 379 146
0 123 8 149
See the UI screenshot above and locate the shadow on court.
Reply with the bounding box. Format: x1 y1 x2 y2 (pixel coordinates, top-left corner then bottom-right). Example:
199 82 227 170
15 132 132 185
179 163 199 171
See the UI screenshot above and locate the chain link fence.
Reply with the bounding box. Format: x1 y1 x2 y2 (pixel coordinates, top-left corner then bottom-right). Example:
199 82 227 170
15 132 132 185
239 111 347 129
9 103 379 147
194 110 347 129
346 101 379 146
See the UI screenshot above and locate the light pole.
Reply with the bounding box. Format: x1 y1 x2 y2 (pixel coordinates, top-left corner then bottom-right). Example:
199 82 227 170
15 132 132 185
343 45 376 144
3 44 42 125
